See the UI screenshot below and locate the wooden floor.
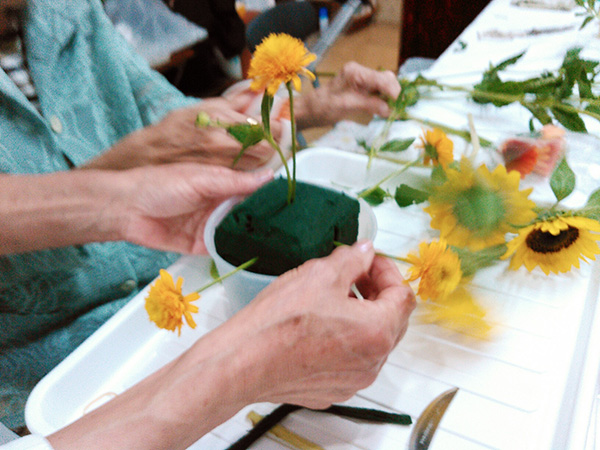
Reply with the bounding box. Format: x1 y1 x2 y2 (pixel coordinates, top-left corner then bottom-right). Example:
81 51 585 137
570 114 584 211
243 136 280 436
302 21 401 143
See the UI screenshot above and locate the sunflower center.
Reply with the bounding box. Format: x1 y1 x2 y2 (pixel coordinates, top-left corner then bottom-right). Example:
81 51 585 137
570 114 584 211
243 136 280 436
526 226 579 254
453 186 505 235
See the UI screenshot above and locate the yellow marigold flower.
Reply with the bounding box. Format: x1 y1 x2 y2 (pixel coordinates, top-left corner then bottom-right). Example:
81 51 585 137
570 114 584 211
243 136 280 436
248 33 316 96
417 128 454 168
406 240 463 301
145 269 200 335
502 215 600 275
424 159 536 251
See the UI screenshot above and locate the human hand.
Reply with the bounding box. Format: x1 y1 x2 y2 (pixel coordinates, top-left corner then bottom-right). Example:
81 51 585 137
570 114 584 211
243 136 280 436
83 98 279 171
116 163 273 254
225 240 416 409
45 240 413 450
294 62 401 129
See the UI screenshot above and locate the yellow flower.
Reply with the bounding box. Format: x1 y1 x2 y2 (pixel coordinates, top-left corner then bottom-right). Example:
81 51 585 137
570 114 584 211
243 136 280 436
502 215 600 275
248 33 316 96
424 159 536 250
417 128 454 168
406 240 463 301
145 269 200 335
418 286 492 339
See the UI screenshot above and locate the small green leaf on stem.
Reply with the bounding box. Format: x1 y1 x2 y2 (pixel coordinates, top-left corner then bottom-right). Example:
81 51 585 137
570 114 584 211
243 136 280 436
550 158 576 203
359 186 388 206
380 138 415 153
394 184 429 207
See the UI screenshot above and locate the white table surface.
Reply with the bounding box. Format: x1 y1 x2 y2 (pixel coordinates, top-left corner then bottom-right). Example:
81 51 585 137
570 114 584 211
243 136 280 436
27 1 600 449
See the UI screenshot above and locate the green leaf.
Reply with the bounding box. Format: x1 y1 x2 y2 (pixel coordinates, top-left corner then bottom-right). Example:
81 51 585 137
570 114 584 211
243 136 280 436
209 259 220 280
227 123 265 149
261 94 274 135
359 187 388 206
380 138 415 152
550 158 576 202
551 106 587 132
581 14 594 29
451 244 507 277
492 51 526 73
582 188 600 220
356 138 369 152
430 164 448 185
394 184 429 207
524 104 553 126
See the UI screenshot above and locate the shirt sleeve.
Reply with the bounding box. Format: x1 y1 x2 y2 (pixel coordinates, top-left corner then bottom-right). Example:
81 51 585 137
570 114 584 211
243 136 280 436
0 435 54 450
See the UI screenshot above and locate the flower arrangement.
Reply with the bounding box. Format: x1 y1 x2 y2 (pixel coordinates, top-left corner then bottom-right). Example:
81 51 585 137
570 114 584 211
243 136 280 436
359 123 600 336
196 32 317 204
146 39 600 339
145 33 360 330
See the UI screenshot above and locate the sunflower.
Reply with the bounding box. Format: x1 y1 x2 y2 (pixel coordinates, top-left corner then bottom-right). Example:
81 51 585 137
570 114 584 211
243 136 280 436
417 128 454 168
248 33 316 96
406 240 463 301
145 269 200 335
502 215 600 275
424 159 536 250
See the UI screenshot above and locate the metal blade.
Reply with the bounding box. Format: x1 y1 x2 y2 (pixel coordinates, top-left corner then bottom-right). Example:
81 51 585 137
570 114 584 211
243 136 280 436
307 0 362 71
408 387 459 450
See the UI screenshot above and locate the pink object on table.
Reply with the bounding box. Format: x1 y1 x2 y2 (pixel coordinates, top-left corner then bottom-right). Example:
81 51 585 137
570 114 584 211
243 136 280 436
500 125 566 178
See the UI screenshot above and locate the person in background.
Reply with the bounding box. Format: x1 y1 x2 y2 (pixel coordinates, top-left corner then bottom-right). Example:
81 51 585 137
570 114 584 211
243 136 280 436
160 0 247 97
0 0 405 438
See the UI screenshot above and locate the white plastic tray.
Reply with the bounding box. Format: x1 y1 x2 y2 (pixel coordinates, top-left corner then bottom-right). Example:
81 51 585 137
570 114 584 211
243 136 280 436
26 148 600 449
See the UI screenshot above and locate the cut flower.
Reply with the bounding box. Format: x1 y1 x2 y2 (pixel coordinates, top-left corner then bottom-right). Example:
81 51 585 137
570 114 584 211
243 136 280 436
502 215 600 274
424 158 536 250
248 33 316 96
417 128 454 168
406 240 463 301
145 269 199 335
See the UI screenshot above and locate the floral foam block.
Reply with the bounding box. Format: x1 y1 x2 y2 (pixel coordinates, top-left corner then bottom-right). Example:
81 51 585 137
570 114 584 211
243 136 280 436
215 178 360 276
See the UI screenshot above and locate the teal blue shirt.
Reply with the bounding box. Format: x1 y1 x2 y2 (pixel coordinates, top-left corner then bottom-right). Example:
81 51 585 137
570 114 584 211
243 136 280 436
0 0 200 428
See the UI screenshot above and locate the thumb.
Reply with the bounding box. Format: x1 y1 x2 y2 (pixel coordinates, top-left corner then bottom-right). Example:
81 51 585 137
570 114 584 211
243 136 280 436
327 240 375 289
205 167 274 198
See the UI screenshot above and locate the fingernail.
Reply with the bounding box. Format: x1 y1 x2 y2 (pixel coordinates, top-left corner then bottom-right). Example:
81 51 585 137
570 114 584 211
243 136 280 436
356 239 373 253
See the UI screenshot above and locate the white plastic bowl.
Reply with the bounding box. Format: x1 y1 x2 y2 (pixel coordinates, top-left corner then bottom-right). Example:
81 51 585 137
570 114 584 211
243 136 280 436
204 194 377 315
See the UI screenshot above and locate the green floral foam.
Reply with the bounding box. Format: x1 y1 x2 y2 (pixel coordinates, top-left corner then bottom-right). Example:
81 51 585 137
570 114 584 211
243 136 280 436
215 178 360 276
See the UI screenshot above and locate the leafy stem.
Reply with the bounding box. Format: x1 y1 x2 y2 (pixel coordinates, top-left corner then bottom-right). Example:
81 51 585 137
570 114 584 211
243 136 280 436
358 159 419 200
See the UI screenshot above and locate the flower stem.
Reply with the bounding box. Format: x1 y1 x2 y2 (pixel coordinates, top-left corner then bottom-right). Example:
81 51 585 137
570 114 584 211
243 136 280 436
197 257 258 293
333 241 410 263
358 159 420 200
286 81 297 203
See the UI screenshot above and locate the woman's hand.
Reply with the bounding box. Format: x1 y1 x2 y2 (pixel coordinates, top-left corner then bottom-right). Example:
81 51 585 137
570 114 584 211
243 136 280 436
0 164 272 255
82 98 278 171
294 62 401 129
116 164 273 254
46 241 415 450
235 240 416 408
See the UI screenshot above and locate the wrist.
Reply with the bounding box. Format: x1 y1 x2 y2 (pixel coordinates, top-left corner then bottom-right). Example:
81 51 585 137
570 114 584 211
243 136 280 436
82 128 154 171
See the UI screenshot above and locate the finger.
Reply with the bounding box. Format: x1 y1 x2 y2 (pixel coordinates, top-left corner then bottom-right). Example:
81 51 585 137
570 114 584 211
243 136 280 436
234 142 276 170
326 240 375 290
341 62 400 100
198 166 274 198
363 256 416 334
338 94 393 118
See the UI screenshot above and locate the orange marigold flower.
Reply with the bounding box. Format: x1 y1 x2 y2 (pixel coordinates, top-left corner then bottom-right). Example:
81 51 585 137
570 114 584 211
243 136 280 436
248 33 316 96
145 269 200 335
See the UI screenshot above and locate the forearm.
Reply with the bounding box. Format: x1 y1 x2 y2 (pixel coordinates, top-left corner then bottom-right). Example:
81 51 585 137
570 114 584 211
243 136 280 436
0 171 125 254
47 320 273 450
